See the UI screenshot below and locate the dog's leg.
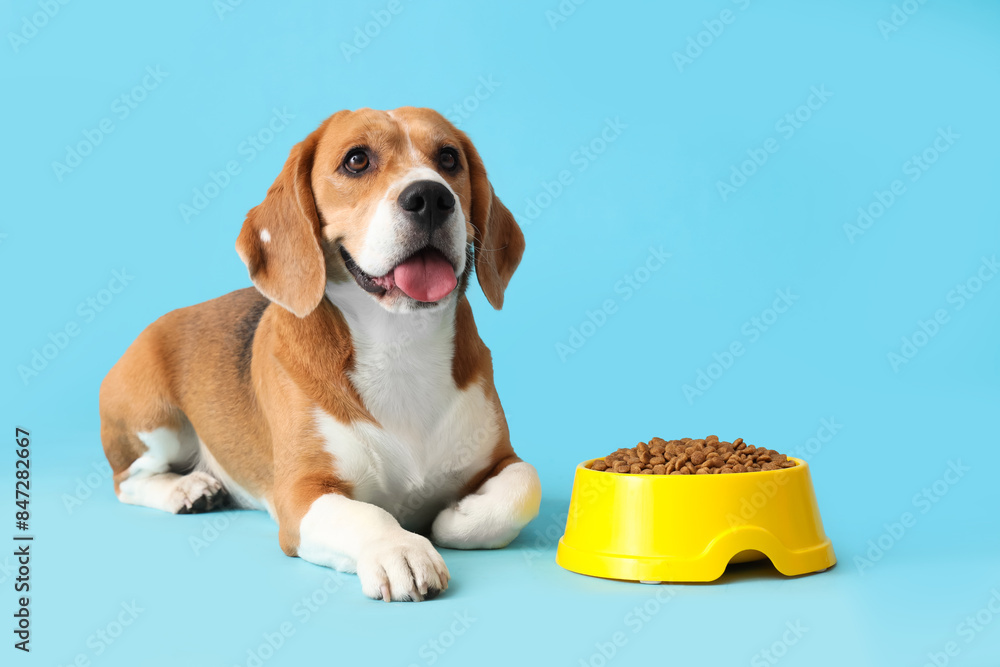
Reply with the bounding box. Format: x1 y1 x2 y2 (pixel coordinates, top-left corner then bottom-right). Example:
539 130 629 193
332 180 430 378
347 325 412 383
265 365 448 601
286 491 449 602
118 470 228 514
114 426 229 514
431 458 541 549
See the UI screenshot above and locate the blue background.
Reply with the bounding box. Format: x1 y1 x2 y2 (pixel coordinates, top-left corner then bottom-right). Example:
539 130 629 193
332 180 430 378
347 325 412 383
3 0 999 665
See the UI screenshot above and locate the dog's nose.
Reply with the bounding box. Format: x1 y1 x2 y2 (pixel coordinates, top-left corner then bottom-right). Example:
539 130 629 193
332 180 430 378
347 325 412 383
397 180 455 230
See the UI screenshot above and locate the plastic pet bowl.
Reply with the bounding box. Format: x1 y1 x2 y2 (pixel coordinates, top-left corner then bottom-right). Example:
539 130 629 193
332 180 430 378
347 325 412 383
556 457 836 582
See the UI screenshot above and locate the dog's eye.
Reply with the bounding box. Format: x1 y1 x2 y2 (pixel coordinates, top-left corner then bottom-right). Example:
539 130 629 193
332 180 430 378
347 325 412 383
344 149 370 174
439 147 459 171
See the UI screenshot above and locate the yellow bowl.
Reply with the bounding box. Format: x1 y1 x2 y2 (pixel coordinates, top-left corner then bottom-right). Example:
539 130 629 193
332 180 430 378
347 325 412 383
556 457 836 582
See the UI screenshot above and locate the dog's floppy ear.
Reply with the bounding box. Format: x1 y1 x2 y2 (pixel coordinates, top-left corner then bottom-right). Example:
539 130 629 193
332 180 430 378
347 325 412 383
458 131 525 310
236 123 327 318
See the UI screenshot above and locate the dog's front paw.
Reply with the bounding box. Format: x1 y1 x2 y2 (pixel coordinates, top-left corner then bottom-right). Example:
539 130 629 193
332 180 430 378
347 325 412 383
432 461 541 549
356 531 449 602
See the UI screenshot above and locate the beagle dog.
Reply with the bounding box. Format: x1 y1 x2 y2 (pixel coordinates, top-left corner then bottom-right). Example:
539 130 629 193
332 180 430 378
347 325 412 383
99 107 541 601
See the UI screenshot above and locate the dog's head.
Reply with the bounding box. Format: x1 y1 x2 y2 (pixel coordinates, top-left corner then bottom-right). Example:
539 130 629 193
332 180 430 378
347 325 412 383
236 107 523 316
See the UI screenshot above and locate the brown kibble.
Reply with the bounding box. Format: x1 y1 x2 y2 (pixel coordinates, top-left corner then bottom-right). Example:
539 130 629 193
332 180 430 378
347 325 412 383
591 436 793 476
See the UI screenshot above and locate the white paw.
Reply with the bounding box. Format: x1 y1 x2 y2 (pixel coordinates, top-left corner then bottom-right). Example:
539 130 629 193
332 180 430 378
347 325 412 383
356 531 449 602
167 472 226 514
432 461 541 549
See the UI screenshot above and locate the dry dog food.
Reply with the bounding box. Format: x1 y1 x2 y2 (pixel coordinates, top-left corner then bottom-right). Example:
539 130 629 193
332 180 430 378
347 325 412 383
586 436 796 475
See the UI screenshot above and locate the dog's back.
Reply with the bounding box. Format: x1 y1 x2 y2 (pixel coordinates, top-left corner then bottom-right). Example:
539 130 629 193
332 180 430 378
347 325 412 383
100 288 272 511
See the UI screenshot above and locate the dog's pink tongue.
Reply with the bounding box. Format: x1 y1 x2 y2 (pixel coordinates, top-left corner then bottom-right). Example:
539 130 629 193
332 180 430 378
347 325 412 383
392 250 457 302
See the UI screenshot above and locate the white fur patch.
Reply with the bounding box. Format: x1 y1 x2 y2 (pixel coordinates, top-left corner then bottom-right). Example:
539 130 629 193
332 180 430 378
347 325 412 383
431 461 541 549
260 228 271 243
118 426 192 508
118 426 227 514
316 284 500 529
298 492 449 601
